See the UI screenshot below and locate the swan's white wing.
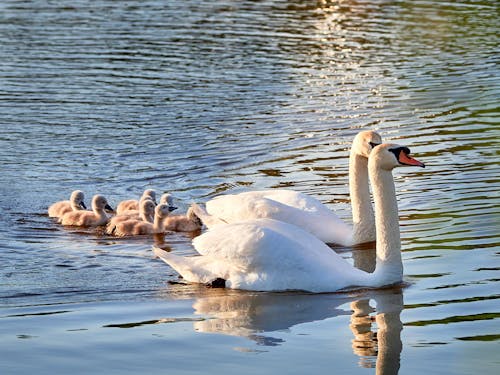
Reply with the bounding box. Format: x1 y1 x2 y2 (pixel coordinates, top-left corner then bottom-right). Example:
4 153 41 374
189 219 366 291
256 189 326 211
205 193 279 222
206 190 353 245
206 190 321 217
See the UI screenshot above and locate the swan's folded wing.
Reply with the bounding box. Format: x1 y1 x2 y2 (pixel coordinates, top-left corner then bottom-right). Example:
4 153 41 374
206 191 352 245
192 219 343 270
260 189 324 212
192 220 273 264
206 194 280 222
155 219 367 292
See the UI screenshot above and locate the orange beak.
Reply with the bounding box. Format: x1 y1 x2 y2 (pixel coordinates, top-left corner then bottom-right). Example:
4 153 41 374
399 151 425 168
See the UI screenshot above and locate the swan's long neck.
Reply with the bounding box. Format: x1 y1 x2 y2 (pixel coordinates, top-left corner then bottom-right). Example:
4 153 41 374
369 165 403 286
349 152 375 244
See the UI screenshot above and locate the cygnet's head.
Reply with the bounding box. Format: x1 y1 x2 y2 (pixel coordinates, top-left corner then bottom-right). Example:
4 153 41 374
159 193 178 212
160 193 174 206
352 130 383 158
92 195 114 211
369 143 425 171
140 199 156 215
142 189 157 204
70 190 86 209
155 203 175 218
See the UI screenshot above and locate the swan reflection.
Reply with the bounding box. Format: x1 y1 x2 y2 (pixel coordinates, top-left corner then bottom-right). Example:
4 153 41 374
188 246 403 373
191 288 402 373
350 291 403 374
192 291 352 345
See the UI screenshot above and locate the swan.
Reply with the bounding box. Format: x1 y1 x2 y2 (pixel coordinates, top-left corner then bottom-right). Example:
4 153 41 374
116 189 156 215
111 203 176 237
153 143 425 292
164 207 203 232
60 194 114 227
105 199 156 234
48 190 86 220
192 130 382 246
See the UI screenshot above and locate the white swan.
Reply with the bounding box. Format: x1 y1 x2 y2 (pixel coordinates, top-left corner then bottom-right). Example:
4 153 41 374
48 190 86 220
60 194 114 227
111 203 175 237
116 189 156 215
153 143 425 292
192 130 382 246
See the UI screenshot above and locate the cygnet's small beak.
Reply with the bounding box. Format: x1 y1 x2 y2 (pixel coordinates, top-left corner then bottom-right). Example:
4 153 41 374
105 204 115 212
80 202 87 210
168 206 178 212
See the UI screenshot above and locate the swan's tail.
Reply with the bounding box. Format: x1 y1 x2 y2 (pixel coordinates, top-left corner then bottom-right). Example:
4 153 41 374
190 203 227 228
152 246 221 284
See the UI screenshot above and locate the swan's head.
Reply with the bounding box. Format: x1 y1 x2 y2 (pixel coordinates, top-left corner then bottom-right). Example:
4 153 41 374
352 130 383 158
140 199 156 215
369 143 425 171
142 189 157 204
70 190 86 209
92 195 114 212
160 193 174 206
155 203 176 219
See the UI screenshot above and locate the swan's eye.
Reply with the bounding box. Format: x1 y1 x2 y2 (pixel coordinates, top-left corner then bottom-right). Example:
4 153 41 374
401 147 411 155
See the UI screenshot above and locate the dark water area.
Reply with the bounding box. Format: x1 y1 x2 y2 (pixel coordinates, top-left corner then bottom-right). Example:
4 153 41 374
0 1 499 374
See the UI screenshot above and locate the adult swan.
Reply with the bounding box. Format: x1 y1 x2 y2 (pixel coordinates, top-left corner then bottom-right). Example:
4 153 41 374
153 143 425 292
192 130 383 247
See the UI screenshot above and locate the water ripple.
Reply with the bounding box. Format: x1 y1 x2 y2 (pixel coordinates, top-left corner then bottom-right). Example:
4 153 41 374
0 1 499 371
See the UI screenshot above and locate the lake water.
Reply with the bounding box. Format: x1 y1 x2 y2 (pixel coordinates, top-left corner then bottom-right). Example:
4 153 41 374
0 0 499 374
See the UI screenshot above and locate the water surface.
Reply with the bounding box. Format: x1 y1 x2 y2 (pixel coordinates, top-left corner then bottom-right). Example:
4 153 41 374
0 1 499 374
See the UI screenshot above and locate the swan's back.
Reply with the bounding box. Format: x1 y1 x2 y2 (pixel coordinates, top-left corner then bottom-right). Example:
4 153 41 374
186 219 365 291
206 190 320 216
205 190 352 245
